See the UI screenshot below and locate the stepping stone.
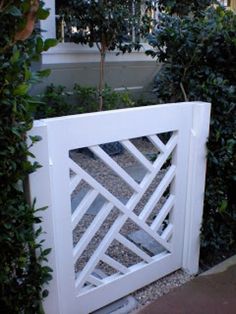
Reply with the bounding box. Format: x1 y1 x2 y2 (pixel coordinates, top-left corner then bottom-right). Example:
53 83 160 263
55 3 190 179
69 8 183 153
71 187 90 213
124 164 147 183
92 296 138 314
71 191 106 215
71 190 128 216
127 230 165 256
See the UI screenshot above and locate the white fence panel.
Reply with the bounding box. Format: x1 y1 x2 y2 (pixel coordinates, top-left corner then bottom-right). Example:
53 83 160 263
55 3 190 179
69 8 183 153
29 101 211 314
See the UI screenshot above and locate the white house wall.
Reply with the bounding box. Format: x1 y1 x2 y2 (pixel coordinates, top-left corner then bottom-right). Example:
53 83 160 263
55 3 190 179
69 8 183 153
32 59 161 99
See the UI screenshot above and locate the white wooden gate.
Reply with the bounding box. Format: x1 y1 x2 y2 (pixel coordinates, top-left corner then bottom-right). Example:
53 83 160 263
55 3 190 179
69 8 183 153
29 101 210 314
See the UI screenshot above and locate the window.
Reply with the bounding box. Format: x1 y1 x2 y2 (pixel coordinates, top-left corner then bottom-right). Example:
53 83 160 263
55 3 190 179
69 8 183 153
55 1 156 43
218 0 230 6
40 1 156 64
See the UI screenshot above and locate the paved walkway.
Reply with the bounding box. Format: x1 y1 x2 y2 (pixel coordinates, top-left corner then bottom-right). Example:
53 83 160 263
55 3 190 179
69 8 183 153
138 255 236 314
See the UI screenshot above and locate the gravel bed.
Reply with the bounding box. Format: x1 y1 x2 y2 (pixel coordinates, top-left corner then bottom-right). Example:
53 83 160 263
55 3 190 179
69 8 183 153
69 137 192 309
131 270 193 312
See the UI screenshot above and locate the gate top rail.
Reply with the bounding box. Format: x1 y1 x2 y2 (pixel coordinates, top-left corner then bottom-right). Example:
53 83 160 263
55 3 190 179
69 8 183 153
33 101 210 150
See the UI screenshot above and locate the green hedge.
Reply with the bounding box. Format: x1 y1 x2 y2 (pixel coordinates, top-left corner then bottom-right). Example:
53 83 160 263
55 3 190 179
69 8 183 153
147 3 236 264
34 84 135 119
0 1 57 312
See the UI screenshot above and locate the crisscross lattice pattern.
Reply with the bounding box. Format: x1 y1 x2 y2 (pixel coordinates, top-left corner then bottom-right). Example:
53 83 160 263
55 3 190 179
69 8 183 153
29 102 211 314
69 133 178 294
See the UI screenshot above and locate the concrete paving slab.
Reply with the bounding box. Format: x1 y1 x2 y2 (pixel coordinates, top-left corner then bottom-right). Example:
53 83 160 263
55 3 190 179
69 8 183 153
138 255 236 314
201 254 236 276
127 230 164 255
71 190 128 216
71 187 90 213
124 165 147 183
92 296 138 314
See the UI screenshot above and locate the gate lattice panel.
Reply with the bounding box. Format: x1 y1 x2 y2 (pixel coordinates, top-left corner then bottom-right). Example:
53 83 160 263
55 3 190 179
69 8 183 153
29 102 210 314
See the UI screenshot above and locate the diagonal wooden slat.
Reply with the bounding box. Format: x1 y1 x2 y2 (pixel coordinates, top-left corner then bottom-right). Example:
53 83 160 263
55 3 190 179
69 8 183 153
69 159 129 214
87 274 103 287
151 195 175 232
69 142 174 248
70 174 82 194
70 132 177 225
165 132 178 150
71 133 178 292
139 133 178 194
120 139 154 172
71 189 99 230
102 254 129 274
161 223 173 242
89 145 141 193
69 158 171 251
148 134 166 153
139 166 176 221
75 213 126 291
116 233 153 263
73 202 114 263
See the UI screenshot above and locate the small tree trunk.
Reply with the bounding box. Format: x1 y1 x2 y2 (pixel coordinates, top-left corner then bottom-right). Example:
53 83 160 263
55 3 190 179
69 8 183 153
15 0 39 42
99 50 106 111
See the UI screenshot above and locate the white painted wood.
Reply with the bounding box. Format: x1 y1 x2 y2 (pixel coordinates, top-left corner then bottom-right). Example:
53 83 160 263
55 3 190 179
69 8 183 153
69 157 171 251
126 133 178 215
70 173 82 194
102 254 129 274
77 253 177 314
121 139 154 172
46 123 78 314
87 275 103 287
28 122 61 314
73 202 114 262
139 166 176 221
28 101 211 314
69 159 129 214
71 189 99 230
161 223 173 242
75 213 126 291
40 102 192 150
182 102 211 274
148 134 166 153
151 195 175 233
89 145 141 192
166 126 193 274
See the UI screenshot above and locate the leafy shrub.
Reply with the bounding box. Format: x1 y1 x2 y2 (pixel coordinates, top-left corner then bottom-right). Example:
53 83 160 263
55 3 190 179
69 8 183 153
147 3 236 264
34 84 135 118
157 0 214 16
0 1 57 312
34 84 74 118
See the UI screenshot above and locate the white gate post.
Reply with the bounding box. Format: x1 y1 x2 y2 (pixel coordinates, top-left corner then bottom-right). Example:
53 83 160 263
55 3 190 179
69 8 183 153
28 121 61 314
182 102 211 274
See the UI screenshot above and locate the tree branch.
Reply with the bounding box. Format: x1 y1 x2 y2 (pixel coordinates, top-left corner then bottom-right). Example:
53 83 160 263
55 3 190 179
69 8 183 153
180 82 189 102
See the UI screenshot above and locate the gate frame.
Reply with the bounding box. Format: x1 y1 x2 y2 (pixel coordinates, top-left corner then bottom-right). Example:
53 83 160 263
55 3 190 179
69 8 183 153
28 101 211 314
